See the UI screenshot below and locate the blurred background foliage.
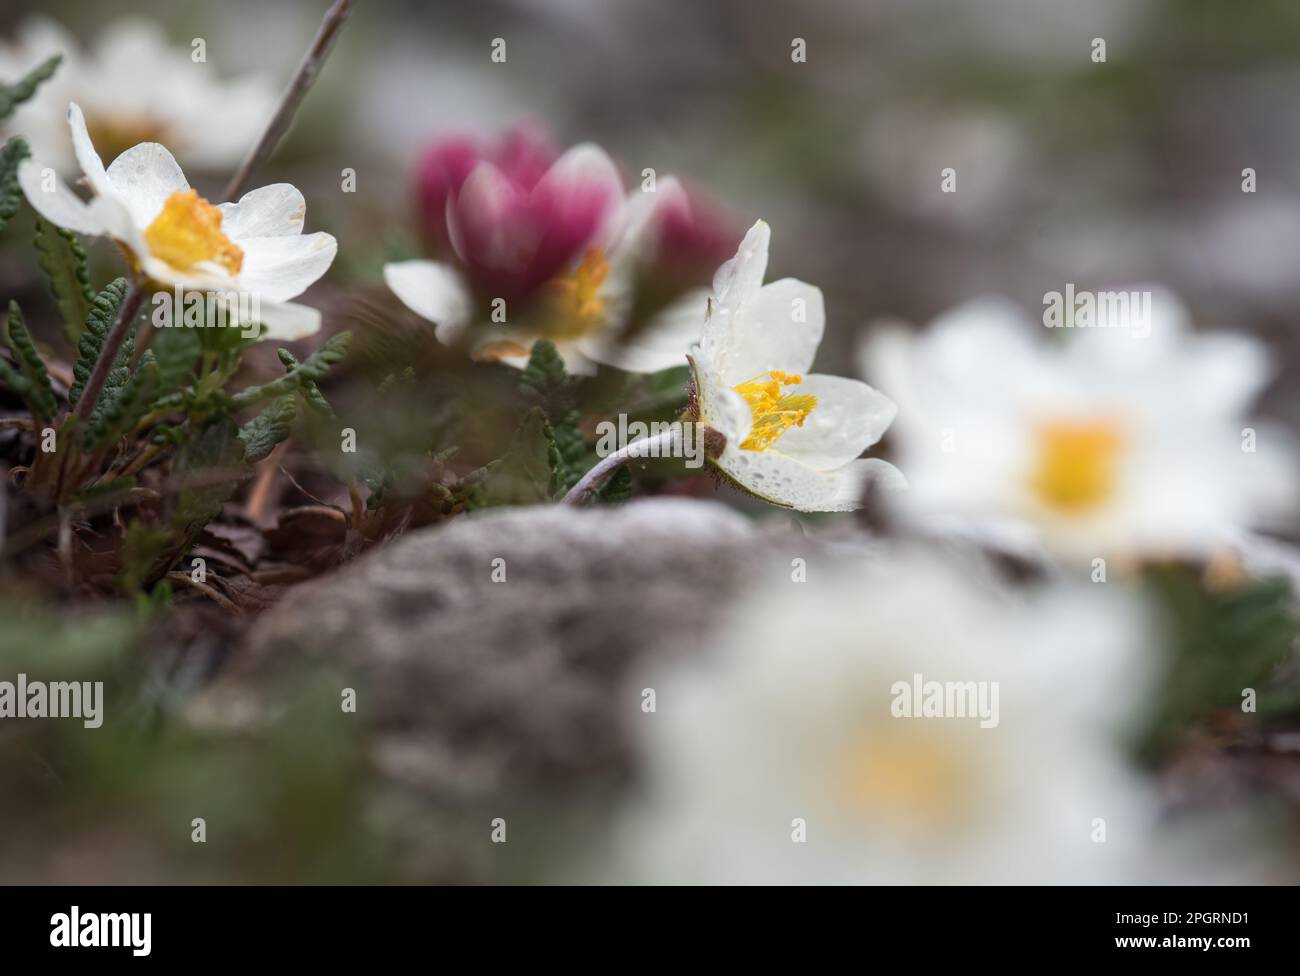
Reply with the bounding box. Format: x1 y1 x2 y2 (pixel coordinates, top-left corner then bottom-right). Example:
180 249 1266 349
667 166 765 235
11 0 1300 425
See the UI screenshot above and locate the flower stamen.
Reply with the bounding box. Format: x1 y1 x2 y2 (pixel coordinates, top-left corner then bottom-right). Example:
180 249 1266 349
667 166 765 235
143 189 244 276
734 370 817 451
544 247 609 338
1029 419 1124 513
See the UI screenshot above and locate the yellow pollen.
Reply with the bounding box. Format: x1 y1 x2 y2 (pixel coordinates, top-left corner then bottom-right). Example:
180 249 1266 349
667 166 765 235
143 189 244 276
545 247 609 338
836 726 966 826
733 371 817 451
1029 419 1124 513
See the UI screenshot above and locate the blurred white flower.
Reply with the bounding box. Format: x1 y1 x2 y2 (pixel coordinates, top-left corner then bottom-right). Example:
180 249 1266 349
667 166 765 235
615 548 1168 884
688 220 901 511
861 292 1298 561
0 16 276 173
20 103 337 341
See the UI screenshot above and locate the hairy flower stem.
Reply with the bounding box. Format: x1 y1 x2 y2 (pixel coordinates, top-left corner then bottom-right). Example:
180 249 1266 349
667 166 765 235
562 427 680 506
223 0 354 201
71 277 145 427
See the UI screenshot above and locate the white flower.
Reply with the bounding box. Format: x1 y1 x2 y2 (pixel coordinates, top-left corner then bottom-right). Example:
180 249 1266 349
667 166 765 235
689 220 902 511
383 154 705 376
19 103 337 340
612 548 1177 884
0 16 276 173
861 292 1298 561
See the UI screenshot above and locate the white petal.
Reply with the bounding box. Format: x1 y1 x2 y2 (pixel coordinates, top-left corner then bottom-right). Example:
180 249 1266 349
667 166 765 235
139 254 235 292
68 102 111 197
236 232 337 302
383 260 473 345
105 141 189 227
711 219 769 315
773 374 897 470
717 450 903 512
1173 331 1271 418
710 277 825 387
18 158 104 235
219 184 307 241
255 300 322 341
579 287 706 374
700 222 769 377
700 382 753 447
88 192 145 251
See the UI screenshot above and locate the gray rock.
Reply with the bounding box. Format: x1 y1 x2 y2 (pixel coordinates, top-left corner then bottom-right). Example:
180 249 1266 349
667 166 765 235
191 499 813 812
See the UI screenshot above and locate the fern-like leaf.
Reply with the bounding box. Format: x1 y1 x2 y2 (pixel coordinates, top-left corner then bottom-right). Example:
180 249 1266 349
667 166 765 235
35 217 96 347
3 300 56 420
0 54 61 122
0 136 30 235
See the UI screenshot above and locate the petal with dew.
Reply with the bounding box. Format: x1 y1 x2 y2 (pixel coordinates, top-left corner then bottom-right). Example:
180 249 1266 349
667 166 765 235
714 276 824 387
219 183 306 241
718 449 904 512
773 374 897 471
699 381 754 448
105 141 190 228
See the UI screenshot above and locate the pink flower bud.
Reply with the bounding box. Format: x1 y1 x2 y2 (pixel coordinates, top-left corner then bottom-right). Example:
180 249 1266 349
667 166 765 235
447 142 624 303
415 122 558 253
650 184 740 291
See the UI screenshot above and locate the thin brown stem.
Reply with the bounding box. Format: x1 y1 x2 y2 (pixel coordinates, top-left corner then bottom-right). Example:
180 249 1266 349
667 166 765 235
222 0 354 202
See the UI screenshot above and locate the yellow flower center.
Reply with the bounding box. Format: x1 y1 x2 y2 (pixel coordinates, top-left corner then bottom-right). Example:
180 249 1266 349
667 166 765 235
836 724 968 827
733 371 817 451
544 247 609 338
142 189 244 276
1028 419 1124 513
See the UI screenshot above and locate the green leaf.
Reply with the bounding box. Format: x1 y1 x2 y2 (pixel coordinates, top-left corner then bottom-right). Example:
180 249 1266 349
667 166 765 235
518 339 587 490
36 217 96 347
0 136 31 235
596 466 632 503
118 417 252 591
239 394 298 463
0 54 61 123
0 358 37 412
277 348 334 417
519 338 571 402
70 277 128 405
469 407 559 507
3 300 56 420
84 352 159 451
171 416 249 536
227 331 351 410
551 410 587 492
150 326 202 395
1142 566 1300 755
